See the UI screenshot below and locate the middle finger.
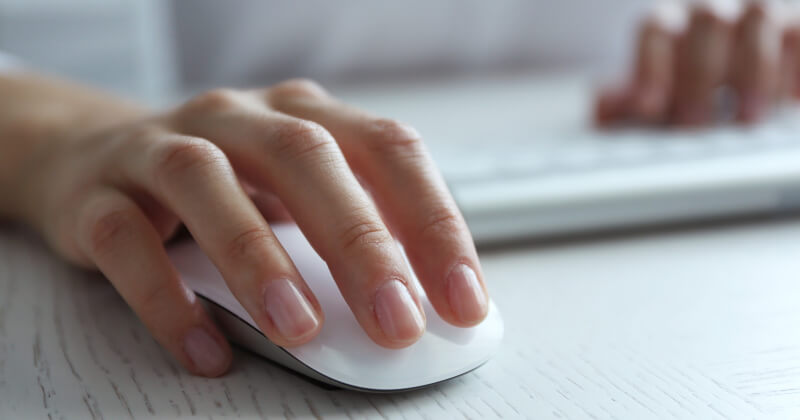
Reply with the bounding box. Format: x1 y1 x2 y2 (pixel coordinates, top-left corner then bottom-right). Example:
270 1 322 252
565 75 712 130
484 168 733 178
172 91 427 348
266 81 489 328
673 6 732 125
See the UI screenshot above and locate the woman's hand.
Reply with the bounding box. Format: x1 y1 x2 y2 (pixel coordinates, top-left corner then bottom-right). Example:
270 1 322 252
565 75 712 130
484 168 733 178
7 77 488 377
596 1 800 126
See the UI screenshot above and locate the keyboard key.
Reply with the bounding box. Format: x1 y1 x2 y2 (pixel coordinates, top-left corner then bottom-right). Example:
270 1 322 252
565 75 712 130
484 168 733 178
602 141 657 164
499 152 551 178
551 147 602 170
436 155 498 182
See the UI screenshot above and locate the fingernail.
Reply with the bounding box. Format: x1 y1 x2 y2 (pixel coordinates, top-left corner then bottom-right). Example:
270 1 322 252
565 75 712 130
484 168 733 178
374 279 425 344
264 278 320 342
447 264 488 325
184 327 228 376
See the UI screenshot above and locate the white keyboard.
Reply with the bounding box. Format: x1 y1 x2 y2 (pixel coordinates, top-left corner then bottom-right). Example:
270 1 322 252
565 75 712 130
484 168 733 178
442 117 800 183
340 74 800 244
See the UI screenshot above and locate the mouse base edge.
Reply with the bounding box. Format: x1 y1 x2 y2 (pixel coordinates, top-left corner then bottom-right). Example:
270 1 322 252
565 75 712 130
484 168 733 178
201 295 496 393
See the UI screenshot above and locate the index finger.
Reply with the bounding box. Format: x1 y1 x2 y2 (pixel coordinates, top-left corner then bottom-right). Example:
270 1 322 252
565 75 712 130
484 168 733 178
117 132 324 348
170 92 427 348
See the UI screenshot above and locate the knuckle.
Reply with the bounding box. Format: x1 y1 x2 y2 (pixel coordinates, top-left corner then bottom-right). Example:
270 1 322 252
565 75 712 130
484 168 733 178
418 207 463 239
87 206 137 257
152 137 228 181
270 78 328 101
366 118 426 160
183 88 242 114
124 124 162 146
224 226 277 262
269 120 336 161
339 219 393 252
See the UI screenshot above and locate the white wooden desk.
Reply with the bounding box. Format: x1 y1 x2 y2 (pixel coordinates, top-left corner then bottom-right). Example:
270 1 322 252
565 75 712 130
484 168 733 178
2 216 800 419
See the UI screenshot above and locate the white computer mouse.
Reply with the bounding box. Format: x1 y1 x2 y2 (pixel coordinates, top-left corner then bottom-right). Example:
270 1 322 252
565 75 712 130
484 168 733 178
167 223 503 392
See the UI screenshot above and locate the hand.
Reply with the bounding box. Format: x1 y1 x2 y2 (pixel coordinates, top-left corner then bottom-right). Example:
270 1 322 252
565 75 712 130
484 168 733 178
16 79 489 376
596 1 800 126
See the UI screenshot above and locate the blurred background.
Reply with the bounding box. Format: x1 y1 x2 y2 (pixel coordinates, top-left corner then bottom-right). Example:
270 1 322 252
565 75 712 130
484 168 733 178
0 0 650 103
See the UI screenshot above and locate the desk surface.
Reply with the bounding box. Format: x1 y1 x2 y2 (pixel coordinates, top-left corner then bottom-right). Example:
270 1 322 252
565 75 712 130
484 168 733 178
2 216 800 419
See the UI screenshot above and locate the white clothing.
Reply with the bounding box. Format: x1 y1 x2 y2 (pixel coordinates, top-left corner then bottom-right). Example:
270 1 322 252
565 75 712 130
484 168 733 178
0 1 651 102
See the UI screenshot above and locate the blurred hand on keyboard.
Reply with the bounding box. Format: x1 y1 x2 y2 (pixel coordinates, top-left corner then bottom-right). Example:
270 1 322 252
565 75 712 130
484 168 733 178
596 1 799 127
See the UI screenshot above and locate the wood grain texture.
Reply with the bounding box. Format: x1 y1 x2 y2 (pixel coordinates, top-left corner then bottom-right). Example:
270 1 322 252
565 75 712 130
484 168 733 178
2 218 800 419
